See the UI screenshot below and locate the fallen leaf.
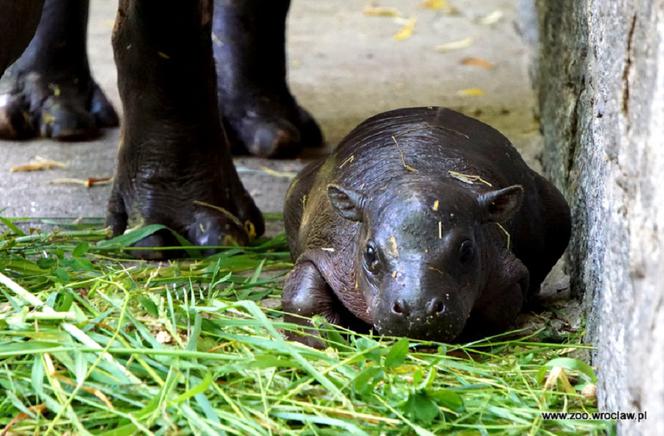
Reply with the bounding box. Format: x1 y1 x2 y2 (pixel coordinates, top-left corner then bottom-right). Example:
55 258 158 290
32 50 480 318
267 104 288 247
479 10 503 25
10 156 66 172
51 177 112 188
420 0 447 10
434 37 474 52
393 17 416 41
363 5 401 17
456 88 485 97
461 57 494 69
259 165 297 179
419 0 459 14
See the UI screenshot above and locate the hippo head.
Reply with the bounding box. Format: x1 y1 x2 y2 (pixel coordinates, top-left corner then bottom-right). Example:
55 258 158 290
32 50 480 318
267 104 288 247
327 180 523 342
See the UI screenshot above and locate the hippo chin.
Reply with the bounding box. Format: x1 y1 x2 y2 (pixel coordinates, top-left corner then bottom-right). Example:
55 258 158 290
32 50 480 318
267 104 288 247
283 107 571 347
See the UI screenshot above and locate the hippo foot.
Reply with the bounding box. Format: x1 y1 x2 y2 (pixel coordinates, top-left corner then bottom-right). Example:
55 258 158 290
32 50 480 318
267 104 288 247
222 94 323 158
107 158 265 260
212 0 323 158
0 70 118 140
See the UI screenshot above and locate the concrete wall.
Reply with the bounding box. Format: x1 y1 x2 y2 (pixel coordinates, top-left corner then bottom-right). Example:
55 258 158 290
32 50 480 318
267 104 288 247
534 0 664 433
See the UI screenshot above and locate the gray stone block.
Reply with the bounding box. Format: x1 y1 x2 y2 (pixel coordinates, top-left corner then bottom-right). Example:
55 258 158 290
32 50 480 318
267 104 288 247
534 0 664 433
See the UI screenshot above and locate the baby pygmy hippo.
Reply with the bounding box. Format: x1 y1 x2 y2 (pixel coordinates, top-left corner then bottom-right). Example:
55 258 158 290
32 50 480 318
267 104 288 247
283 107 570 346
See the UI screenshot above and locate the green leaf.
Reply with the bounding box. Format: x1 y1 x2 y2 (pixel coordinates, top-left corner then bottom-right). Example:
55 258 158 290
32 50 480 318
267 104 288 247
353 366 383 395
403 390 439 424
310 315 349 350
247 354 294 369
96 224 169 249
429 389 465 413
138 296 159 317
272 412 368 436
54 268 70 282
173 373 213 404
354 337 384 362
36 257 56 270
384 338 409 369
96 224 201 257
72 241 90 257
31 357 45 397
0 216 26 236
55 291 74 312
73 351 88 386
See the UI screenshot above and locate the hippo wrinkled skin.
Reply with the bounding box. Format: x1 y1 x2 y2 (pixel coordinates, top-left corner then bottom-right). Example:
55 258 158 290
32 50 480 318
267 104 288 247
283 107 571 346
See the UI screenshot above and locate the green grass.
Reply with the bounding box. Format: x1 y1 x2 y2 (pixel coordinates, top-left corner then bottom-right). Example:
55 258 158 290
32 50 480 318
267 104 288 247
0 217 613 435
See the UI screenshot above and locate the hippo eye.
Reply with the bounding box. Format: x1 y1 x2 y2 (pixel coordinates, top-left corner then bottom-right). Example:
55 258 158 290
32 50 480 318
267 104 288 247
459 240 475 264
364 242 381 273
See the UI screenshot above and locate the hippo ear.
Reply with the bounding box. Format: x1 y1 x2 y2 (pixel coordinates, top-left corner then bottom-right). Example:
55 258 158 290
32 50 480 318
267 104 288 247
327 184 365 222
477 185 524 223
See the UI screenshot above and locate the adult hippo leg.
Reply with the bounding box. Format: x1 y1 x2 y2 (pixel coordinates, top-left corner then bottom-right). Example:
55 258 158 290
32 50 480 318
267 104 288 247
0 0 43 74
107 0 264 259
0 0 118 140
213 0 323 158
283 261 370 348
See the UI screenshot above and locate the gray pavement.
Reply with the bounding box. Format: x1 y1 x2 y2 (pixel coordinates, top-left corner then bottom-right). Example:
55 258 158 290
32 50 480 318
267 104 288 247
0 0 541 218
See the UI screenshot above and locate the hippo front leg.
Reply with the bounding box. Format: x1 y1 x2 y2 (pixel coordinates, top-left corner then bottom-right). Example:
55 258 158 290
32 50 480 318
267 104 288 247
283 261 334 348
107 0 264 259
282 261 345 348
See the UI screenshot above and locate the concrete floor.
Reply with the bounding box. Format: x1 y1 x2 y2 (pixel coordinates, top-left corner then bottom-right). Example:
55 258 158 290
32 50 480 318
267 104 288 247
0 0 541 218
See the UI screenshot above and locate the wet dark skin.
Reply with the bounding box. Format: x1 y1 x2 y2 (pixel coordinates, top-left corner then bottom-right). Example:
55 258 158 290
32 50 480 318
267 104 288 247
107 0 264 259
0 0 119 140
284 107 571 346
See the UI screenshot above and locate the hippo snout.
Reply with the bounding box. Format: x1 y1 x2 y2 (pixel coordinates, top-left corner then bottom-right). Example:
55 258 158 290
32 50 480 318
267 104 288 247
374 293 466 342
391 297 446 317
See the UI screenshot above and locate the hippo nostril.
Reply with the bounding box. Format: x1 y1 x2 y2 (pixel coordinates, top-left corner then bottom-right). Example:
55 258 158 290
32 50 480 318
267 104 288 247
426 298 445 316
392 299 409 316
